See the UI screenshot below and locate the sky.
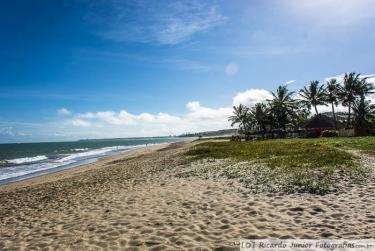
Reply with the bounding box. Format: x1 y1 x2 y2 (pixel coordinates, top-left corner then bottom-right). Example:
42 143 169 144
1 0 375 143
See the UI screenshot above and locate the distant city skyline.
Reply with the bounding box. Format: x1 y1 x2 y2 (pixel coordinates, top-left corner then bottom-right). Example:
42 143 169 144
1 0 375 143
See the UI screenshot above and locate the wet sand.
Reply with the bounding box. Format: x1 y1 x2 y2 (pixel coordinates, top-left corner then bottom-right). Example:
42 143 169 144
0 141 374 250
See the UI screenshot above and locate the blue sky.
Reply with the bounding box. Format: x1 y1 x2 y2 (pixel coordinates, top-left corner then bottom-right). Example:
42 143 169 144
1 0 375 143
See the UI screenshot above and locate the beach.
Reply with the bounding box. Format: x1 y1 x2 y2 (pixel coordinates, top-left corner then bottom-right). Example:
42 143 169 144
2 0 375 250
1 140 374 250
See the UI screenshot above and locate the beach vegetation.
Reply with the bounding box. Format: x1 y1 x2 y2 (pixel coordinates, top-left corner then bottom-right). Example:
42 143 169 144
183 138 370 194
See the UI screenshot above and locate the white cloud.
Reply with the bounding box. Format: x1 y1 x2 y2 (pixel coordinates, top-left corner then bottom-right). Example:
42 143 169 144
62 101 233 137
57 108 71 115
315 104 347 114
186 101 232 120
0 126 32 139
69 119 92 127
78 112 95 119
90 1 227 45
281 0 375 27
77 110 181 126
60 89 275 138
186 101 200 111
225 63 239 76
232 89 273 107
0 127 15 136
285 80 295 85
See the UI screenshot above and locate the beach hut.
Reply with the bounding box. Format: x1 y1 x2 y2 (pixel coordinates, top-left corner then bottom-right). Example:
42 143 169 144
301 114 343 137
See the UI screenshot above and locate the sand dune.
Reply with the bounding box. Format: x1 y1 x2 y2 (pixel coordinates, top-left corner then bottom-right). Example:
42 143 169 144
0 141 374 250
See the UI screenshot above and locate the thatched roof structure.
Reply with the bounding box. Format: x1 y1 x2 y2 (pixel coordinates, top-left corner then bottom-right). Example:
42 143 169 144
301 114 343 129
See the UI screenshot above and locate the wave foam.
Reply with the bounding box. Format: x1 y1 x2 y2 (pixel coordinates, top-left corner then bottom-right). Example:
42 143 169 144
6 155 48 165
71 148 89 152
57 146 129 163
0 143 162 183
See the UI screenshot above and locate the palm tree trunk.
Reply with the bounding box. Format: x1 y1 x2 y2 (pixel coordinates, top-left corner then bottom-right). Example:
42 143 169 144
331 102 337 129
347 104 351 129
314 105 319 116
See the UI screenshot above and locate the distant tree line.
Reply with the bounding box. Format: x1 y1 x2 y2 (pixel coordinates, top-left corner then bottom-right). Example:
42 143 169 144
179 129 237 138
229 72 375 136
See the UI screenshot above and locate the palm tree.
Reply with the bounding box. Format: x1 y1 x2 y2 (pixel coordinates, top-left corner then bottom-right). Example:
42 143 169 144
338 72 361 128
326 79 340 129
268 85 297 129
352 96 375 136
299 80 327 116
228 104 250 133
227 71 374 136
352 77 375 135
355 77 374 98
248 103 269 132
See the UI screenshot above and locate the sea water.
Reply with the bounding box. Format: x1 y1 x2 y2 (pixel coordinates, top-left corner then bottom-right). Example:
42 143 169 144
0 137 193 184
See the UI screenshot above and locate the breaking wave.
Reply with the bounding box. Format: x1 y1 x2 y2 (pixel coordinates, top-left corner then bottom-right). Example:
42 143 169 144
5 155 48 165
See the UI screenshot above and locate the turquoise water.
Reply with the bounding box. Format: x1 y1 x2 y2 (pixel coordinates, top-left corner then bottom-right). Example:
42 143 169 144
0 137 193 184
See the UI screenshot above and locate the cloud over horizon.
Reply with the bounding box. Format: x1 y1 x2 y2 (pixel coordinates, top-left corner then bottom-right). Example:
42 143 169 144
53 88 274 139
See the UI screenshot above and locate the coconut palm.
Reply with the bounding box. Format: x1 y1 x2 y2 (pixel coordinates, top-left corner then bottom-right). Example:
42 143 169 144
351 77 375 135
355 77 374 98
326 79 340 129
268 85 297 129
248 102 269 132
228 104 250 133
299 80 327 116
338 72 361 128
352 96 375 136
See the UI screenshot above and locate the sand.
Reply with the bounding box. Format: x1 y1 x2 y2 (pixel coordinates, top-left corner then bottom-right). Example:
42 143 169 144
0 141 374 250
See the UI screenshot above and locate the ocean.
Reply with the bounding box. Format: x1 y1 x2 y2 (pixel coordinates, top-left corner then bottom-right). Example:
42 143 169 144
0 137 193 184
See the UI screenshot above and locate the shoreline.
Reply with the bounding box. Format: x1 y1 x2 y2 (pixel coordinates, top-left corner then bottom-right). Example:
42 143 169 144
0 142 170 192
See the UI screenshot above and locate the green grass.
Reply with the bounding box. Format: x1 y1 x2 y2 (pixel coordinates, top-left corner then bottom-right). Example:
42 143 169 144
183 137 370 194
314 136 375 156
